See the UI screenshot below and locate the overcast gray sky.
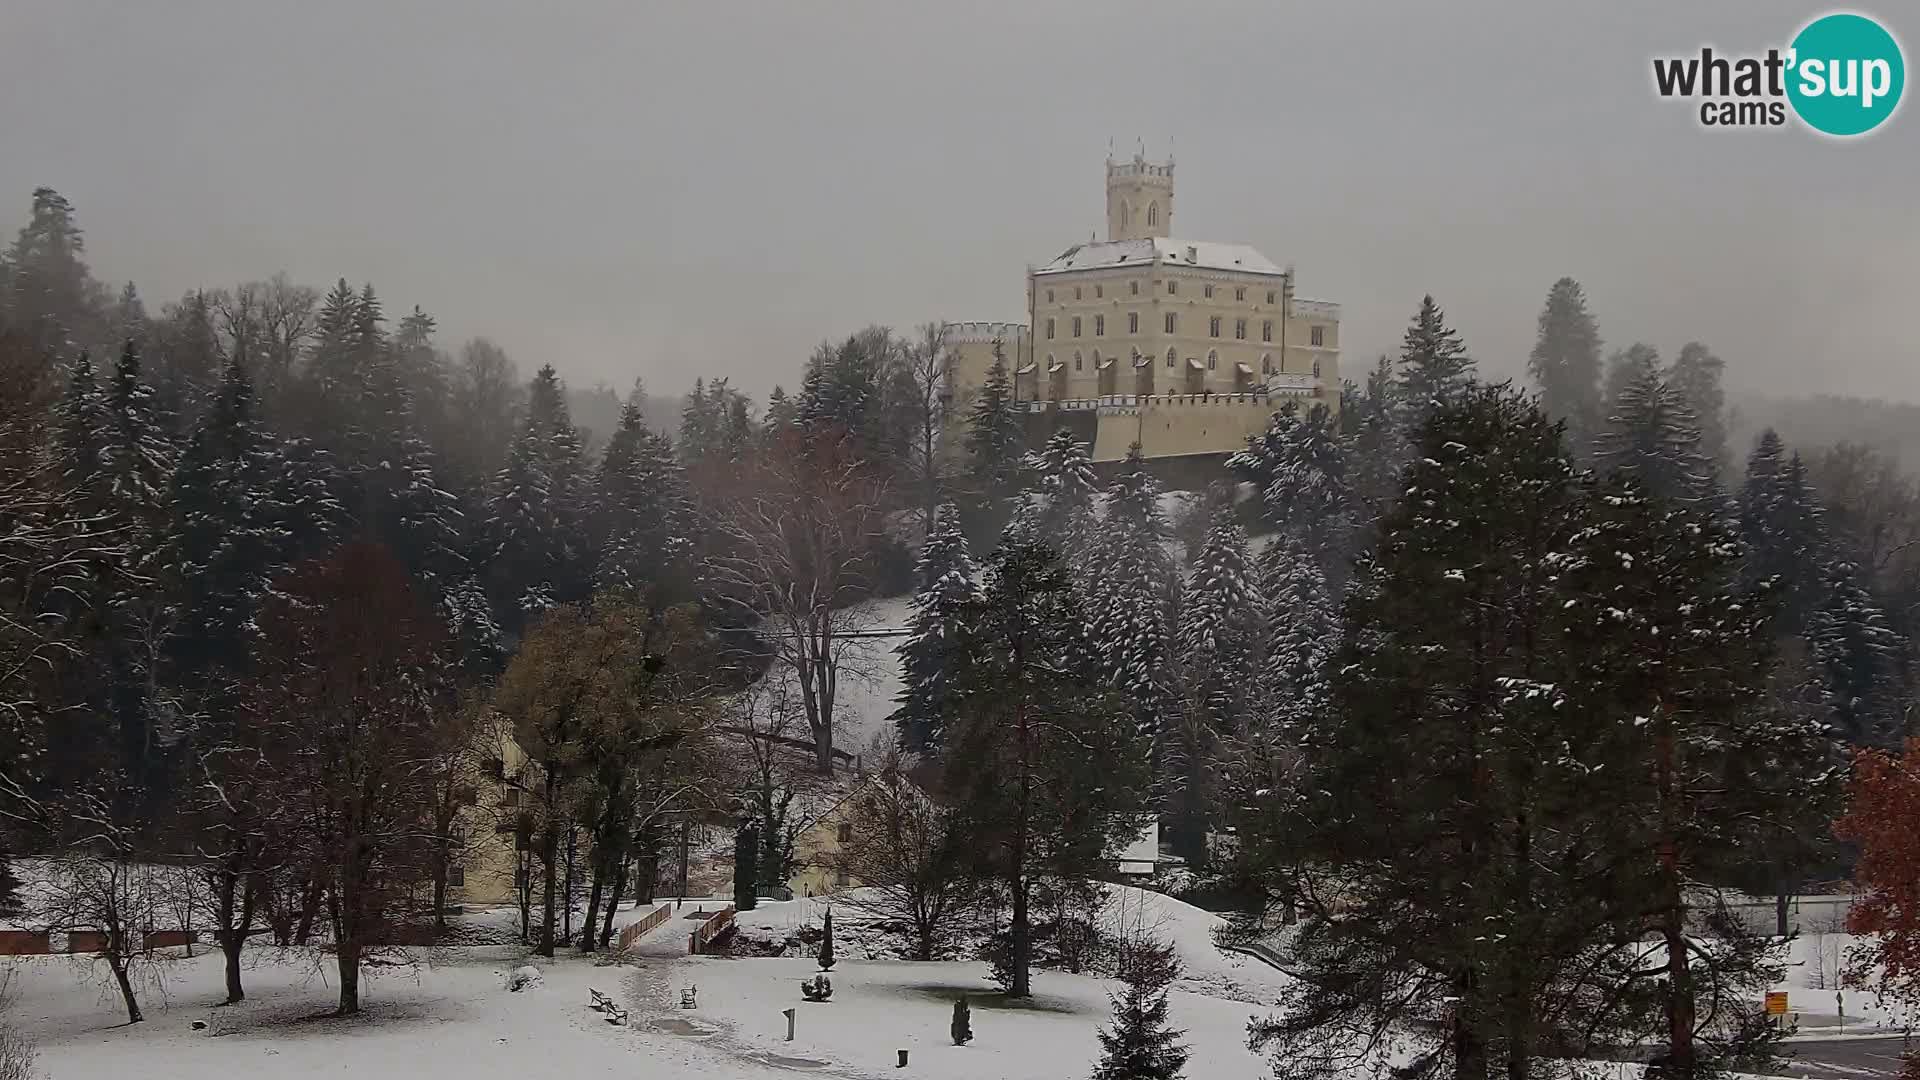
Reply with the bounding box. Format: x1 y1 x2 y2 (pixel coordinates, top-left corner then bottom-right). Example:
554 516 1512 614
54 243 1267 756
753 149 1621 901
3 1 1914 404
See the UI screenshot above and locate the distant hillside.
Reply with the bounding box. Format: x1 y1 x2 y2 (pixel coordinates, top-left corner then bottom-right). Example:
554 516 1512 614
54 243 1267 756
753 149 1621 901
1729 391 1920 468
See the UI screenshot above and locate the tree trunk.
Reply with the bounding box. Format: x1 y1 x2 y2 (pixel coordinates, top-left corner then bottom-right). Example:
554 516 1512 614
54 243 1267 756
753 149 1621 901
109 954 143 1023
1655 716 1696 1079
538 772 558 957
579 869 604 953
432 837 450 934
336 939 361 1016
1008 873 1031 999
562 827 577 944
1450 969 1483 1080
294 873 321 945
599 858 629 948
1775 886 1790 939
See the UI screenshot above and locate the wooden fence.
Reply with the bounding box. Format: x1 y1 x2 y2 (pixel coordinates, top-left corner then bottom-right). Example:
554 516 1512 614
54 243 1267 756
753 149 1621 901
616 904 674 952
687 906 735 956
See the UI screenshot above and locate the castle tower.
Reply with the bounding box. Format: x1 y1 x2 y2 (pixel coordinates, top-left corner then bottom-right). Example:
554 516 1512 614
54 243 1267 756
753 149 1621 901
1105 152 1173 242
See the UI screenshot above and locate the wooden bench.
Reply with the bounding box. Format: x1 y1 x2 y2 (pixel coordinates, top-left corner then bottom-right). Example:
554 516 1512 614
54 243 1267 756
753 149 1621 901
588 989 627 1025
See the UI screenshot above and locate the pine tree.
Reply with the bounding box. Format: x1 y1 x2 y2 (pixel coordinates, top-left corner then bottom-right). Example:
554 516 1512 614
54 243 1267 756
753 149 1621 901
1258 531 1335 733
1022 428 1099 562
1594 347 1714 504
488 365 589 623
1084 444 1178 745
1092 939 1189 1080
1527 277 1603 450
100 340 177 544
594 395 694 599
893 503 982 752
817 906 835 970
1229 402 1352 587
1168 500 1263 866
962 342 1026 539
1807 561 1906 747
1395 295 1474 431
1667 342 1727 478
1739 432 1830 635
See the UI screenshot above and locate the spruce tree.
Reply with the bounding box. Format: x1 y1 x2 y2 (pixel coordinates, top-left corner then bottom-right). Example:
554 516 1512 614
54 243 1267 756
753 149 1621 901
1526 277 1603 450
488 364 589 622
1092 939 1188 1080
1807 561 1906 747
594 391 695 599
1667 342 1727 478
1084 444 1178 746
1229 402 1352 587
55 352 110 510
1022 428 1099 562
1258 531 1335 733
1593 348 1714 504
892 503 981 752
1394 295 1474 432
101 341 177 545
1738 432 1829 635
962 343 1026 540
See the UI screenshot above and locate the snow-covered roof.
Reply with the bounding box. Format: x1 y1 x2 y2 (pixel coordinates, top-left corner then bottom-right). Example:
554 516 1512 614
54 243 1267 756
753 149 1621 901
1096 356 1116 370
1187 357 1204 370
1034 237 1285 277
1235 361 1254 375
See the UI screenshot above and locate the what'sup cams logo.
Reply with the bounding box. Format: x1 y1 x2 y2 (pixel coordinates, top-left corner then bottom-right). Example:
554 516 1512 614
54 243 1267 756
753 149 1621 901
1653 11 1904 136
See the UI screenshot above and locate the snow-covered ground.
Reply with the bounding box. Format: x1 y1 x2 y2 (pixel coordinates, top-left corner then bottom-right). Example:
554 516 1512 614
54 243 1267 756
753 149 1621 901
750 593 913 760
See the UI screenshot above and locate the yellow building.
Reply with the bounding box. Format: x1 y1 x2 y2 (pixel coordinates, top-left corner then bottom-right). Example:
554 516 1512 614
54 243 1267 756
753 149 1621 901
946 154 1340 467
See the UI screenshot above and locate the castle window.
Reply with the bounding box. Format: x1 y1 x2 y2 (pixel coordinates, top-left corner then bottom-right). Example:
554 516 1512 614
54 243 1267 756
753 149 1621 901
1129 280 1139 295
1266 289 1277 305
837 822 853 844
1128 312 1139 334
1262 319 1273 343
1095 284 1104 299
1047 289 1055 303
1164 312 1176 334
1074 286 1082 300
1046 318 1055 340
1236 286 1247 301
1148 203 1159 227
1204 284 1215 299
1311 325 1325 347
1094 314 1105 336
1234 318 1247 340
1166 280 1177 296
1207 350 1218 370
1209 316 1221 338
1165 347 1177 368
1072 316 1082 338
1074 351 1083 371
1313 358 1323 378
1262 354 1273 375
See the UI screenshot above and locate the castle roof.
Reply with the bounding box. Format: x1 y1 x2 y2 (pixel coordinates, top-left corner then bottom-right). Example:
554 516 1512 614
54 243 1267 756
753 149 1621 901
1034 236 1284 277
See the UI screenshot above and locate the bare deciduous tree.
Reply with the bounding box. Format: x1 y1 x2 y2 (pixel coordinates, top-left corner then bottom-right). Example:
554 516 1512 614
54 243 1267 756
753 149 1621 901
902 322 954 538
709 431 885 775
832 743 986 961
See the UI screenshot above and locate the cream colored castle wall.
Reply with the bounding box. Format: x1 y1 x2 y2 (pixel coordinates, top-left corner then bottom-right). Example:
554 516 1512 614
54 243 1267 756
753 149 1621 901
1084 393 1311 463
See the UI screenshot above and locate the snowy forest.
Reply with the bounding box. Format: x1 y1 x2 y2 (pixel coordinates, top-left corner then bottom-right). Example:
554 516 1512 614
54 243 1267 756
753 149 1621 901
5 183 1920 1080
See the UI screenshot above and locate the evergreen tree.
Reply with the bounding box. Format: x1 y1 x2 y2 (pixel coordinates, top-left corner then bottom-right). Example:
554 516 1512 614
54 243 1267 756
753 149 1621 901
55 352 110 510
1168 500 1263 865
3 186 105 360
594 395 694 599
100 341 177 544
1394 295 1474 431
765 384 796 432
1526 277 1603 451
1258 531 1335 733
1229 402 1353 587
1667 342 1728 478
488 365 589 623
962 342 1026 541
152 289 222 425
1739 432 1830 635
892 503 982 752
1022 428 1099 561
1807 561 1906 747
937 537 1149 998
1092 939 1189 1080
1084 444 1178 745
1594 347 1714 504
351 346 463 585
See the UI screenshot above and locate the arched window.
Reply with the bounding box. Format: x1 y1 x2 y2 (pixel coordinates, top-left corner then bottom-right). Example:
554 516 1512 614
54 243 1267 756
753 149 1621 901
1312 358 1323 378
1165 347 1177 368
1074 351 1083 371
1261 353 1273 375
1207 350 1218 370
1147 203 1159 228
1120 203 1130 228
1046 317 1055 340
1072 316 1082 338
1094 314 1105 336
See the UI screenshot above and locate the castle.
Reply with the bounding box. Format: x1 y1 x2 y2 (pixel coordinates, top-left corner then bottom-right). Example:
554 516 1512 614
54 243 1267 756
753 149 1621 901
944 155 1341 474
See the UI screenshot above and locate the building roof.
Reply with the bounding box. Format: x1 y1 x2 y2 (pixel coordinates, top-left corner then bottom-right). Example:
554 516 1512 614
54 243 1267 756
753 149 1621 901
1034 236 1285 277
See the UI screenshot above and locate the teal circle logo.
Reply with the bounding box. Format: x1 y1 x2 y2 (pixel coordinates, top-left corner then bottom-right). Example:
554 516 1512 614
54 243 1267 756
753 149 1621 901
1787 12 1905 136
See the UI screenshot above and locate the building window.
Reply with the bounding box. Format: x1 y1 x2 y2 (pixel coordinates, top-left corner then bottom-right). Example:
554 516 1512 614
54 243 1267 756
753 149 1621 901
1047 289 1054 303
1074 351 1083 371
1311 325 1325 347
1262 354 1273 375
1235 286 1246 301
1165 347 1176 368
1164 312 1176 333
1072 316 1082 338
1209 316 1221 338
448 865 466 888
1313 358 1323 378
1094 314 1105 336
1167 280 1177 296
1095 284 1104 299
1128 312 1138 334
1129 280 1139 295
835 866 851 887
837 822 853 844
1204 284 1214 299
1148 203 1158 227
504 788 520 808
1207 350 1218 370
1266 289 1277 304
1234 318 1247 340
1045 317 1055 340
1262 319 1273 343
1074 286 1082 300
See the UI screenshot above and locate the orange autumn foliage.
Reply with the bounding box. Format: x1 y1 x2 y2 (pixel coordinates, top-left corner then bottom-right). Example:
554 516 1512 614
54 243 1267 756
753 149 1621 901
1834 739 1920 1008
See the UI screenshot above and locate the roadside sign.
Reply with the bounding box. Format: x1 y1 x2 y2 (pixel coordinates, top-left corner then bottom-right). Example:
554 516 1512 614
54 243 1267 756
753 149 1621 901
1765 991 1789 1016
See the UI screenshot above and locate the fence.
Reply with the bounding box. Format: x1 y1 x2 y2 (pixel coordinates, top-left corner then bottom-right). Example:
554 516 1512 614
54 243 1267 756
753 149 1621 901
616 904 674 952
687 906 736 956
